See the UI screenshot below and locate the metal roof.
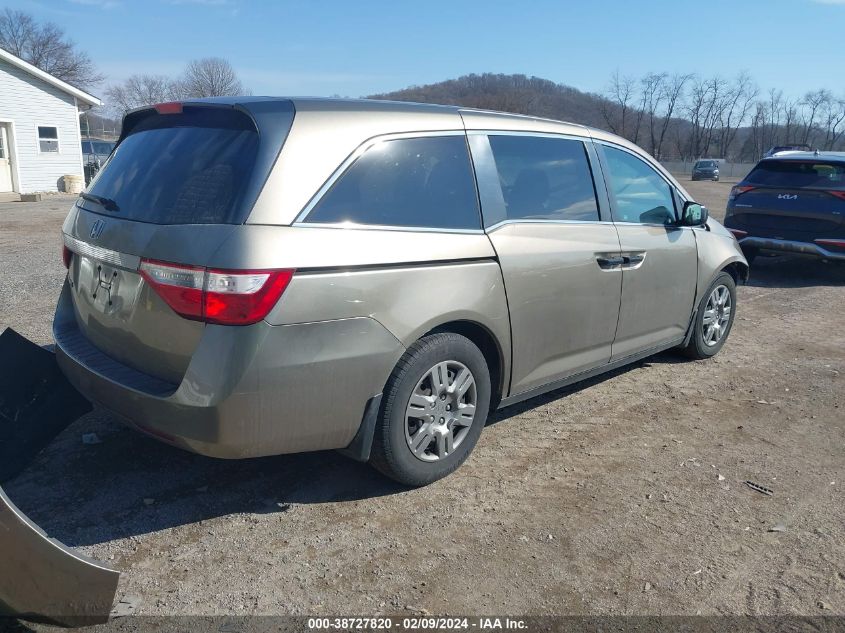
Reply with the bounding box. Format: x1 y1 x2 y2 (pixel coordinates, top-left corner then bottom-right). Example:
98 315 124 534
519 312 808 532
0 46 101 107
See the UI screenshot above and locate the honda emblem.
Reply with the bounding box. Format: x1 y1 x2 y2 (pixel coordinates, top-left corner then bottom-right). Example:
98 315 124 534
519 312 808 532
90 219 106 239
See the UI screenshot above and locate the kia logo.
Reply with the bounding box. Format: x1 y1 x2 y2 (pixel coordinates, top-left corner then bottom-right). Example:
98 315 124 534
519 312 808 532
777 194 798 200
90 219 106 239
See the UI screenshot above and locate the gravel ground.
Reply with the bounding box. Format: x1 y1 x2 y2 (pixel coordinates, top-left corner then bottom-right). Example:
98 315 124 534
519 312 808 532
0 182 843 624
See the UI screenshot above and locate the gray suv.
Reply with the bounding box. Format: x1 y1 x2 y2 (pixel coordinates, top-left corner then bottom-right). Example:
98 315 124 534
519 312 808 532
692 159 719 181
55 98 748 485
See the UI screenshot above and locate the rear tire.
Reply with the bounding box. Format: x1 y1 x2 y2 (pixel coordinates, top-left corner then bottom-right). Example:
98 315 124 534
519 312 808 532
682 272 737 360
370 333 491 486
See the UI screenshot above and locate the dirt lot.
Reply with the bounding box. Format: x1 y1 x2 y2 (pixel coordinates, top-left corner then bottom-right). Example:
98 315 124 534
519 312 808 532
0 182 843 624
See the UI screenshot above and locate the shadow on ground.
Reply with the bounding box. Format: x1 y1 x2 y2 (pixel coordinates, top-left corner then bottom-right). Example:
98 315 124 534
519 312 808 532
3 412 406 548
745 253 844 289
3 348 696 549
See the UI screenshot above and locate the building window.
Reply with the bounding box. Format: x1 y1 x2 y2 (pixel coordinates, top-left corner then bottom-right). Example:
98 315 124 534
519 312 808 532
38 126 59 153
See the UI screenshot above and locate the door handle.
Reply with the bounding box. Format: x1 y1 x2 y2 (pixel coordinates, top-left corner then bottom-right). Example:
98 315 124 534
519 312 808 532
622 252 647 268
596 256 625 269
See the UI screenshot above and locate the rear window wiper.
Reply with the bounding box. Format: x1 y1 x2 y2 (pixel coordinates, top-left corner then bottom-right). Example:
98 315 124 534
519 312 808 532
79 192 120 212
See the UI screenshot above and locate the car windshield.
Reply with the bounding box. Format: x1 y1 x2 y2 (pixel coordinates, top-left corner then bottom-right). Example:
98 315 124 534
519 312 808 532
745 160 845 190
696 161 716 168
83 107 260 224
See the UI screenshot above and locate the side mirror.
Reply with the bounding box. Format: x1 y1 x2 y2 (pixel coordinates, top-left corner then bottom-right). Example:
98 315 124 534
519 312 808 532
680 201 709 226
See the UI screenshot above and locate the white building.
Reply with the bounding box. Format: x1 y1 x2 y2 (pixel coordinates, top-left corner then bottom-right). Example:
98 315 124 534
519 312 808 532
0 47 101 195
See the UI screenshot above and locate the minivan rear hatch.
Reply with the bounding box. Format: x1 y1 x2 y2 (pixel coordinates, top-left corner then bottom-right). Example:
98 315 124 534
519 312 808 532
62 100 295 385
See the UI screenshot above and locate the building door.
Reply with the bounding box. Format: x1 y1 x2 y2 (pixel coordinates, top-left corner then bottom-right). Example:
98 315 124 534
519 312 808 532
0 126 13 192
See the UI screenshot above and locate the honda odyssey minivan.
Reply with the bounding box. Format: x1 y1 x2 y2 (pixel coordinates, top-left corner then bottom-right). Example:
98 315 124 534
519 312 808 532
55 97 748 485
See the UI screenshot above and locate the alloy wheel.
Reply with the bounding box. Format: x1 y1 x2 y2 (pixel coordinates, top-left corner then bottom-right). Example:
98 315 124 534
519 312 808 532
702 284 732 346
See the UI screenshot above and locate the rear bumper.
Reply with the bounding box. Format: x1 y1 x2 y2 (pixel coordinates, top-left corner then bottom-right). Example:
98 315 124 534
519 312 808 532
737 236 845 261
53 283 404 458
0 485 119 626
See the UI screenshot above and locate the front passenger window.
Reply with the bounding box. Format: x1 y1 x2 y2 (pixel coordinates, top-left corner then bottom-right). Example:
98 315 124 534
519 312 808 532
602 146 676 225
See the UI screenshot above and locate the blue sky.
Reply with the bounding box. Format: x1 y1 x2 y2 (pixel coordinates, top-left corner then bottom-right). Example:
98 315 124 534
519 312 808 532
13 0 845 100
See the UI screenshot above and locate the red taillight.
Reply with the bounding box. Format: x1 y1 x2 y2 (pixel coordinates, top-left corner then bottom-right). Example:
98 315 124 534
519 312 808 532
814 239 845 248
139 259 294 326
139 259 205 321
730 185 756 198
826 191 845 201
728 229 747 239
62 244 72 269
203 268 295 325
153 101 183 115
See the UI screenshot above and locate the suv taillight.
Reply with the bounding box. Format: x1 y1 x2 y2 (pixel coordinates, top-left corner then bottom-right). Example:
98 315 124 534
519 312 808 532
62 244 72 269
729 185 756 198
139 259 294 325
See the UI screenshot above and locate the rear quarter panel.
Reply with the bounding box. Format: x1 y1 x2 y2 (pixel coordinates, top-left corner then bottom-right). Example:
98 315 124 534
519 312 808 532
236 226 513 399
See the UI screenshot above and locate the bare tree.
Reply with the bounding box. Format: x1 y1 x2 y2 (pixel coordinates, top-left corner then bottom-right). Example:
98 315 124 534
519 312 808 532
0 8 102 88
180 57 244 98
654 73 691 160
799 89 831 145
640 72 665 157
820 97 845 150
105 74 182 115
717 72 758 159
600 71 637 139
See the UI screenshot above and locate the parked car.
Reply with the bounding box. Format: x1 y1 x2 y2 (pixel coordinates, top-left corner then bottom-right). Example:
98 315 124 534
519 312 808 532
55 98 747 485
763 144 812 158
692 159 720 181
724 151 845 263
81 139 115 184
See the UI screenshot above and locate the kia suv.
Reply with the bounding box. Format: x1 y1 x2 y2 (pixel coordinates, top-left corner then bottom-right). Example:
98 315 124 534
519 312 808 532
55 98 747 485
724 152 845 263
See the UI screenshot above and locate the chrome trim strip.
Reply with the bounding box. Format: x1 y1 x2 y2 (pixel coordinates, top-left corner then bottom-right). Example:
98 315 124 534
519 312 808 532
290 221 485 235
485 218 610 232
294 130 467 225
738 236 845 260
466 129 590 142
63 234 141 270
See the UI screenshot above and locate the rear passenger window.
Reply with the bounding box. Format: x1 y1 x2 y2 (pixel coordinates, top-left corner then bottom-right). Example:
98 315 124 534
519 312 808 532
602 146 677 225
305 136 480 230
487 135 599 223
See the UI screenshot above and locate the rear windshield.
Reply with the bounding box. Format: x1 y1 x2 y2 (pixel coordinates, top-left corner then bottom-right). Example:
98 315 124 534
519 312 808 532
82 107 259 224
746 160 845 190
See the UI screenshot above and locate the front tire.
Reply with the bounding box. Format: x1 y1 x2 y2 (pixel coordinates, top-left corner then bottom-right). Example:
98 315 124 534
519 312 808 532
370 333 491 486
682 272 737 360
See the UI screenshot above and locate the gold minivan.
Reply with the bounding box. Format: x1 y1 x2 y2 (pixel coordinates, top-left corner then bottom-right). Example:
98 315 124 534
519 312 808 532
55 97 748 485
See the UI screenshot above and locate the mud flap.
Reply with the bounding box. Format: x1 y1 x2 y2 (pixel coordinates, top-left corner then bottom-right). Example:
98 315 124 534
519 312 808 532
0 328 119 625
0 328 92 483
